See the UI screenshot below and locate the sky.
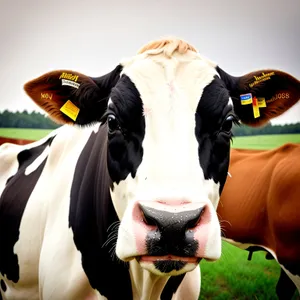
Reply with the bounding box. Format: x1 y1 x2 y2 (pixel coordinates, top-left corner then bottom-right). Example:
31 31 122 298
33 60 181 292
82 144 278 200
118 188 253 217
0 0 299 125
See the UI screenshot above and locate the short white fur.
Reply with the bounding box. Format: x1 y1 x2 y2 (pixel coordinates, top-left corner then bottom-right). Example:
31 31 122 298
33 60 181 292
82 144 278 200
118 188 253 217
110 50 223 266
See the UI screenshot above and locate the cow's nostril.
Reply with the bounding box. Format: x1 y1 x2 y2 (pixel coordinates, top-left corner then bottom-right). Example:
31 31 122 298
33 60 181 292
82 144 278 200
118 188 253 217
139 204 158 227
139 203 205 232
185 207 205 229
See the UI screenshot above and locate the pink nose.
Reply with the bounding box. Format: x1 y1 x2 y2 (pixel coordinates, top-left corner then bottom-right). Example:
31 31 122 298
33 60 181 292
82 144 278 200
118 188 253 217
133 201 210 257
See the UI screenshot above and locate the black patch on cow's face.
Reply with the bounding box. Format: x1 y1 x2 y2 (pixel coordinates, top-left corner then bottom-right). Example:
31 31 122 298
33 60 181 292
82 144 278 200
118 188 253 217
0 136 55 283
69 128 132 299
161 274 185 300
104 75 145 184
196 75 236 193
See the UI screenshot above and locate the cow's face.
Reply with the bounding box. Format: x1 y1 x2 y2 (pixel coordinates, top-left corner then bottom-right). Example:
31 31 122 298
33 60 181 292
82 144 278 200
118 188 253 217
24 38 300 277
106 51 235 275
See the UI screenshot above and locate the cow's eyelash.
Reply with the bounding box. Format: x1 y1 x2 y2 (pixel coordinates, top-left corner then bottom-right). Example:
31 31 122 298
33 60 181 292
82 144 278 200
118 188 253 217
100 111 110 124
231 114 240 126
100 110 118 125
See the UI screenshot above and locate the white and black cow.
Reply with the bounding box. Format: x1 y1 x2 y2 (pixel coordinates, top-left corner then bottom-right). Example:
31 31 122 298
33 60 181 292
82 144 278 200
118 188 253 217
0 38 299 300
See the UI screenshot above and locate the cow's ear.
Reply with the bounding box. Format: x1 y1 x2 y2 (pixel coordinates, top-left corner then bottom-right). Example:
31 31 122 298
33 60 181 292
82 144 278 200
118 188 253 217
24 65 122 125
217 67 300 127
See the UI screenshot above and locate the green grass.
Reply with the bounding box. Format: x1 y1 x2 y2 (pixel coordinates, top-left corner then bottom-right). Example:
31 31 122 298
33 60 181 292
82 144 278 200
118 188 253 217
232 134 300 149
199 242 283 299
0 128 53 140
200 133 300 299
0 128 299 298
1 128 299 149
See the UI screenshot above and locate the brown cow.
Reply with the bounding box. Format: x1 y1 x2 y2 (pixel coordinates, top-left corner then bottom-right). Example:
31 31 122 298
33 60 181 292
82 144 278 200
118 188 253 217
218 143 300 299
0 137 35 146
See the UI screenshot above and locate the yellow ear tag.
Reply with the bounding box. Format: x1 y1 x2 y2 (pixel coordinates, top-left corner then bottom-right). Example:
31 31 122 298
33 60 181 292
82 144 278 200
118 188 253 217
257 97 267 108
60 100 80 121
252 97 260 118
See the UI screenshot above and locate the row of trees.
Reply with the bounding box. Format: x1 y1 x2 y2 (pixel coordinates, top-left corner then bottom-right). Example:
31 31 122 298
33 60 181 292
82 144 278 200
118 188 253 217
232 122 300 136
0 110 300 135
0 110 59 129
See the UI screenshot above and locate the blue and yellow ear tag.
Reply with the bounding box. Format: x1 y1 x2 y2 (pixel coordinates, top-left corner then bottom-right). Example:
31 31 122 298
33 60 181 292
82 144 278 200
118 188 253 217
240 93 266 119
241 71 274 118
240 93 253 105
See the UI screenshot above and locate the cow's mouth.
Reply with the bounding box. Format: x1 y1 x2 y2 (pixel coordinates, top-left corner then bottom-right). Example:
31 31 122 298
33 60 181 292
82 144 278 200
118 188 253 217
139 255 200 263
137 255 201 275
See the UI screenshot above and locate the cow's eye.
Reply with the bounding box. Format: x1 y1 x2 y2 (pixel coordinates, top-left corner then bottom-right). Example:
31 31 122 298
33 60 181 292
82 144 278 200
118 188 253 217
221 115 234 133
107 114 119 134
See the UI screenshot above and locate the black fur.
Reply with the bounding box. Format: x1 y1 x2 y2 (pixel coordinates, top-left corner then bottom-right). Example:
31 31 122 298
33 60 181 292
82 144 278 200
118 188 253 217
69 128 132 299
0 280 6 292
161 274 185 300
0 136 55 282
276 268 297 299
106 75 145 184
196 75 235 193
75 65 123 125
154 261 187 273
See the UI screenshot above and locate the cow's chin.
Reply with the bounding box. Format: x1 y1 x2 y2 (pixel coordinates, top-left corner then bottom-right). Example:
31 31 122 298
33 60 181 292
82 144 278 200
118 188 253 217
136 255 201 276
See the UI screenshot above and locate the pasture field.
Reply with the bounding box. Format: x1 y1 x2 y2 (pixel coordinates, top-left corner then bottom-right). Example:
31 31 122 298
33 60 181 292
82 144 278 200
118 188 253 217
0 128 53 140
1 128 300 150
232 134 300 150
200 242 283 299
200 134 300 299
0 128 299 299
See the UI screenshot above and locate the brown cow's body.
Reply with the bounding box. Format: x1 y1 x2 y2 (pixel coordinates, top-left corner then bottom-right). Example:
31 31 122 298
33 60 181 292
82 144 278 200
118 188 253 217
218 143 300 298
0 137 35 146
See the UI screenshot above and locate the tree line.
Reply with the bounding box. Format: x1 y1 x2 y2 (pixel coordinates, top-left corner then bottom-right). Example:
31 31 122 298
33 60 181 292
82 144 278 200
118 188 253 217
232 122 300 136
0 110 59 129
0 110 300 135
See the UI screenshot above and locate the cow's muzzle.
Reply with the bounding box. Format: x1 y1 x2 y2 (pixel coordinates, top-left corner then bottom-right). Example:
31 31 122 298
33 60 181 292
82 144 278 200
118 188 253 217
130 201 213 275
140 204 202 257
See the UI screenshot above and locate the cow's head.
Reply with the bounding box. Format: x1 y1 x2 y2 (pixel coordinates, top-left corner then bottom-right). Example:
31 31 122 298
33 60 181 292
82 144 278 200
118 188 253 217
24 38 300 276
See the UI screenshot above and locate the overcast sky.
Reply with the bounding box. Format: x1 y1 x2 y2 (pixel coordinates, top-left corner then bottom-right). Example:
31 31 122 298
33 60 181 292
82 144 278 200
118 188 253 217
0 0 299 124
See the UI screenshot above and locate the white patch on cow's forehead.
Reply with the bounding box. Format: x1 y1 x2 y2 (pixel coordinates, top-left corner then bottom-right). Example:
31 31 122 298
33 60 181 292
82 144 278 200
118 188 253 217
121 51 218 113
111 51 221 210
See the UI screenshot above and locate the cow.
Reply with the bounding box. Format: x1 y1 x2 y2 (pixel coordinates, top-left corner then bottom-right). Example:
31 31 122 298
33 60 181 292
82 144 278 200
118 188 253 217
0 37 299 300
218 144 300 299
0 137 35 146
